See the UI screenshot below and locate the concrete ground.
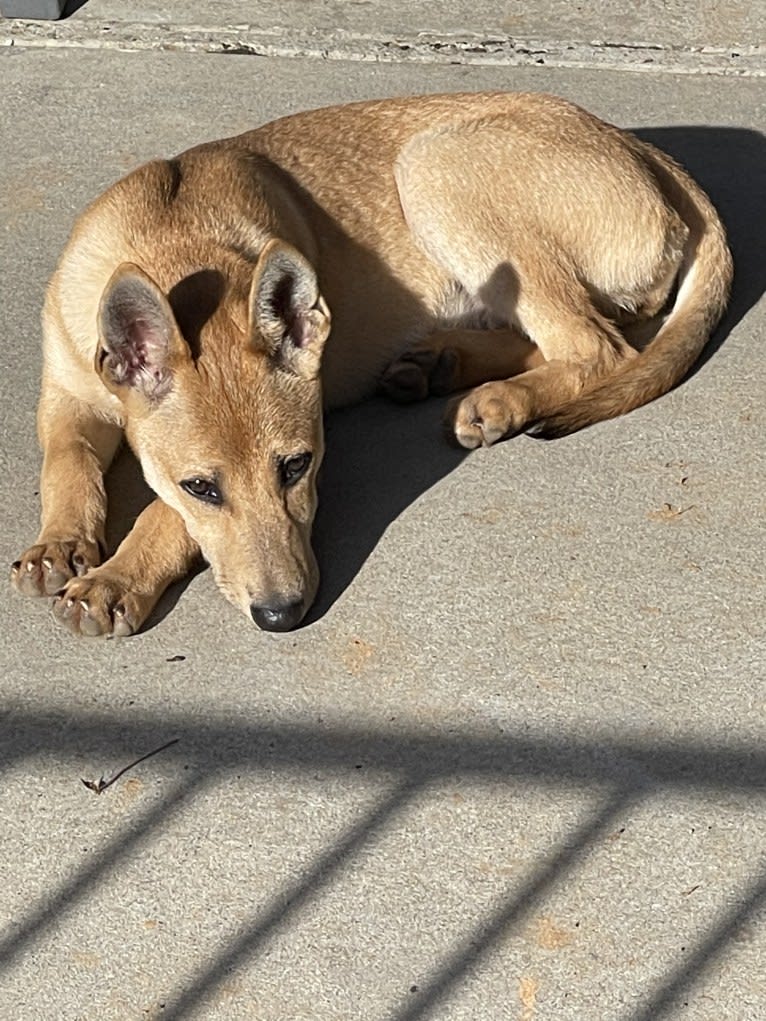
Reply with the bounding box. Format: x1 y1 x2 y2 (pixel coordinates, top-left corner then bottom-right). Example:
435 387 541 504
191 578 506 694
0 3 764 1020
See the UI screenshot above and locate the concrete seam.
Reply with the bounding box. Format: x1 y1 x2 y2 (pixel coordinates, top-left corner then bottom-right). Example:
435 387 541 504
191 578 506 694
1 19 764 76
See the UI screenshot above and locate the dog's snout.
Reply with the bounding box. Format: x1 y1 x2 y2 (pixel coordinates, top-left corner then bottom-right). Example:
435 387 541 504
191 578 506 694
250 597 305 632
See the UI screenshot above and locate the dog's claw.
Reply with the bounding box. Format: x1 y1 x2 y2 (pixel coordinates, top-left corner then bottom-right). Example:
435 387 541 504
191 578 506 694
72 553 90 576
51 572 141 637
112 604 135 638
11 539 101 597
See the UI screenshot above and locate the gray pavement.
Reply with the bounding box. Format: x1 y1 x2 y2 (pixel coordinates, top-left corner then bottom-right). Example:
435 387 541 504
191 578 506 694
1 0 765 75
1 4 765 1020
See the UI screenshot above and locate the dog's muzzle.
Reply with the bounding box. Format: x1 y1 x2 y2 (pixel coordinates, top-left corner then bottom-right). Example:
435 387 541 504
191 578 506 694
250 597 305 632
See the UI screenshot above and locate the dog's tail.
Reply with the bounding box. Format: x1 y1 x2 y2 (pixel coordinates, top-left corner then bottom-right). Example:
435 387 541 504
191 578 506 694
533 141 733 439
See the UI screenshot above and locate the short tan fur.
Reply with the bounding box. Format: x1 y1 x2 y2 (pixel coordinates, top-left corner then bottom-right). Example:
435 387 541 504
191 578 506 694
11 92 732 634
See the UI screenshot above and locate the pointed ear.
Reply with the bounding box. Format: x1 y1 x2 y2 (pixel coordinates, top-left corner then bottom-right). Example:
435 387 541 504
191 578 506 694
96 263 188 403
249 240 330 380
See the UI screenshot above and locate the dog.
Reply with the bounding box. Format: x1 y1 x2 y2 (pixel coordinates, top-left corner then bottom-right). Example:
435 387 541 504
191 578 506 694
10 92 732 635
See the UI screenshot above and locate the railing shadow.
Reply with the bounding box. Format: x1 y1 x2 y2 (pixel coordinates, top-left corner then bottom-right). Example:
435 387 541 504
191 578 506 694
387 785 640 1021
15 124 759 1015
629 861 766 1021
1 705 765 1017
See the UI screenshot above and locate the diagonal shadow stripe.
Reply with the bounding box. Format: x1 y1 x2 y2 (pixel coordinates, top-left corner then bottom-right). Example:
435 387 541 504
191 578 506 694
627 858 766 1021
388 784 639 1021
0 771 208 974
161 774 424 1021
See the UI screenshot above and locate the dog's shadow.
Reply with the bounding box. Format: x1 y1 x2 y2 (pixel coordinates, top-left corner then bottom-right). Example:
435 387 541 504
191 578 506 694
105 124 766 629
312 125 766 619
633 125 765 358
308 394 464 621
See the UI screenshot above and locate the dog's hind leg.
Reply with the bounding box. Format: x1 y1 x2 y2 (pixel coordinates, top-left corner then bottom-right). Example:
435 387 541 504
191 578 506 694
380 327 545 403
51 498 200 636
448 266 638 448
11 387 121 597
447 362 599 448
394 123 652 446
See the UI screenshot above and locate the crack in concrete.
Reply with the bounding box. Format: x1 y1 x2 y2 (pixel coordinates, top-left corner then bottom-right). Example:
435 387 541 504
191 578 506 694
1 18 764 76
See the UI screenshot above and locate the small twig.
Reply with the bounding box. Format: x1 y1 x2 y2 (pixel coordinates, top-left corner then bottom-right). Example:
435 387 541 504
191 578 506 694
81 738 179 795
647 502 697 522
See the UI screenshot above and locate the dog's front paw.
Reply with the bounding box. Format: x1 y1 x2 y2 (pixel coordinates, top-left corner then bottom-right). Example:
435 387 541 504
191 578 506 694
11 539 101 597
380 346 459 403
51 570 149 637
449 381 533 449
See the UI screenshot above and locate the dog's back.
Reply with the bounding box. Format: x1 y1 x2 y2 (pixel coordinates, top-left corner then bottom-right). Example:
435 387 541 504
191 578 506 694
13 91 732 635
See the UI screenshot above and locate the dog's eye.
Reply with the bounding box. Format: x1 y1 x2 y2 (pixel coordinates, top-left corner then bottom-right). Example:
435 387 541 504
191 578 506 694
180 477 223 505
279 453 312 488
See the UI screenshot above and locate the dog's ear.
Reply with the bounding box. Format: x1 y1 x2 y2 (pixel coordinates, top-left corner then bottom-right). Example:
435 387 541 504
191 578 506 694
97 263 189 403
249 240 330 380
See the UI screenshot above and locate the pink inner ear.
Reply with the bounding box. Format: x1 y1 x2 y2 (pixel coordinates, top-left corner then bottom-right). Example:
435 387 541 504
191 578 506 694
292 314 313 349
110 314 169 390
122 318 163 384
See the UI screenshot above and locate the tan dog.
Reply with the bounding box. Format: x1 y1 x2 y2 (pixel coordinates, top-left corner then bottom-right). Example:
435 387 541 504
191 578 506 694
10 92 732 635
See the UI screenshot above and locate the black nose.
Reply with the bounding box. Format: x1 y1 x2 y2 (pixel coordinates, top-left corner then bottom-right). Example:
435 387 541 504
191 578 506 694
250 597 305 632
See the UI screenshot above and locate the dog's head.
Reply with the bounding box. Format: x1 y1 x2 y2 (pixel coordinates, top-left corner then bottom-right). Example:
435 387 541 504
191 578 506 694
96 240 330 631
